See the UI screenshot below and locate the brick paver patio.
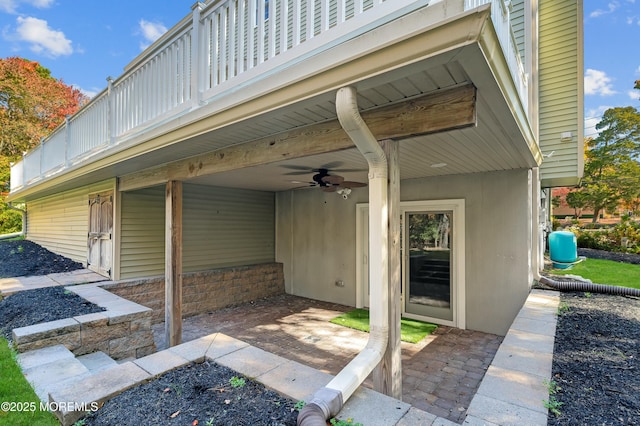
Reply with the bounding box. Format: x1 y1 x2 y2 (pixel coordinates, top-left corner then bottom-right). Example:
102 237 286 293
153 294 502 424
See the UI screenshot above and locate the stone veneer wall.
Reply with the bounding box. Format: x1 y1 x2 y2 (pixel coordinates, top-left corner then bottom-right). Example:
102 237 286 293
102 263 285 323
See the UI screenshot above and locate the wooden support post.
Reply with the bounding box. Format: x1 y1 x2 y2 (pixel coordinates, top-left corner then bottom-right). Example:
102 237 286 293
165 180 183 347
373 139 402 399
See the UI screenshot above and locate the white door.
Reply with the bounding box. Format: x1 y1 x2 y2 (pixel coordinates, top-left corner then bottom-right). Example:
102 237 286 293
88 192 113 277
357 200 465 328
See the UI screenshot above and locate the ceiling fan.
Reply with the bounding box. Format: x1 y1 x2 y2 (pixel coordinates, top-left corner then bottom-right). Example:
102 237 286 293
302 168 367 193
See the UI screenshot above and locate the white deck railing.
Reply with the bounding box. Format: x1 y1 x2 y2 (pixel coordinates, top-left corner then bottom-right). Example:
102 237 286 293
465 0 528 104
10 0 527 192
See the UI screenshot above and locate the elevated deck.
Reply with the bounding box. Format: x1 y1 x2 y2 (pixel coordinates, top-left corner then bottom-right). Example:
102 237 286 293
9 0 533 201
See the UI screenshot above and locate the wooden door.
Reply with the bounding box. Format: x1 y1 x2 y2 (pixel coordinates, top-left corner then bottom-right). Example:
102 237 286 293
88 192 113 277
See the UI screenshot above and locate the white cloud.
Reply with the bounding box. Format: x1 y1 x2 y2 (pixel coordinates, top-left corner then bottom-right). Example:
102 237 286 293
628 90 639 100
0 0 54 14
137 19 167 50
590 1 620 18
73 84 99 100
585 106 611 139
584 69 617 96
15 16 73 57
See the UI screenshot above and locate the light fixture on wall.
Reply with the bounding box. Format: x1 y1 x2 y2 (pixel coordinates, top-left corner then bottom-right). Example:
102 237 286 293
337 188 352 200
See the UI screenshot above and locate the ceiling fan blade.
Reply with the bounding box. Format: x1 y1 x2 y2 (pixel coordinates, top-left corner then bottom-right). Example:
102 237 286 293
321 174 344 185
322 186 338 193
280 164 314 171
283 170 316 176
340 181 367 188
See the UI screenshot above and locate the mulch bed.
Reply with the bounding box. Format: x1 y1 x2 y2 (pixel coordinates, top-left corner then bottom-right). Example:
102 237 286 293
0 240 83 278
548 292 640 425
0 286 106 341
83 362 299 426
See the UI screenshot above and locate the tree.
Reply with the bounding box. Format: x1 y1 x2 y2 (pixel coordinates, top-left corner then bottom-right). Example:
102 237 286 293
565 191 588 219
0 57 87 158
580 105 640 222
0 57 87 234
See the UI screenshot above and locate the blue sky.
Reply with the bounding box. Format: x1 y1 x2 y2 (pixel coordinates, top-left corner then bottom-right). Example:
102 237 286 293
1 0 639 138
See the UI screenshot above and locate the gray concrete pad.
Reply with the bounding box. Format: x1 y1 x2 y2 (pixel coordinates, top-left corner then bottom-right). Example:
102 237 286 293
77 351 118 373
133 350 191 376
510 315 557 337
491 343 553 378
396 407 438 425
258 359 333 401
17 344 75 370
168 333 219 362
476 365 549 414
0 275 57 295
49 270 106 286
465 393 548 425
217 345 288 379
0 269 108 296
463 414 500 425
205 333 250 360
49 361 152 426
335 386 411 426
500 328 555 354
516 305 558 323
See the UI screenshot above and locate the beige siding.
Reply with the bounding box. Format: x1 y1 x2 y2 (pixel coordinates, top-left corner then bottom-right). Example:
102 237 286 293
120 186 166 279
26 180 115 264
538 0 583 187
511 0 526 64
119 183 275 279
183 184 275 271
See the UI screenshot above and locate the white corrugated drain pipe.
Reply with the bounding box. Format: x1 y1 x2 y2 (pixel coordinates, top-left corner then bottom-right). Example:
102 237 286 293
297 87 389 425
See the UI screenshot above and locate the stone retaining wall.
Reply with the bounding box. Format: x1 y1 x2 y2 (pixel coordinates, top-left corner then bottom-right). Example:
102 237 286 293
102 263 285 323
12 285 155 359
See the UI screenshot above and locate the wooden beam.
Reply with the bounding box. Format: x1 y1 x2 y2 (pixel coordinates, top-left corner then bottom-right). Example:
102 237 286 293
119 84 476 192
373 139 402 399
165 180 183 347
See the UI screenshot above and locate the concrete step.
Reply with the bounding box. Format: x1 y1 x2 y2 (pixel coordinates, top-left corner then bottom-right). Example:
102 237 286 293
18 346 91 403
17 346 121 404
78 351 119 373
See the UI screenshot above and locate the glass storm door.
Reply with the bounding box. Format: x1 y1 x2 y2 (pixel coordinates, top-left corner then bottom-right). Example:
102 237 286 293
404 211 453 322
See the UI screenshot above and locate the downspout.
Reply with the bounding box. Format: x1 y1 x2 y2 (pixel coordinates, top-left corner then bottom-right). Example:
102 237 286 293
0 203 26 241
297 86 389 425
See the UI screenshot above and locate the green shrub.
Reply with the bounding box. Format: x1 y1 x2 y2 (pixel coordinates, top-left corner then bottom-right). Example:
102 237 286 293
0 207 22 234
568 219 640 254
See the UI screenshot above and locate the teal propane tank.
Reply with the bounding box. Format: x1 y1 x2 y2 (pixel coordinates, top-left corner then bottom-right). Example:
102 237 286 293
549 231 577 269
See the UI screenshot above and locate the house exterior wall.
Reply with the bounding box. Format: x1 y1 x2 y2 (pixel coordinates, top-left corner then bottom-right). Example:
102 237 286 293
119 186 166 279
276 168 532 336
26 179 116 265
119 183 275 279
538 0 583 187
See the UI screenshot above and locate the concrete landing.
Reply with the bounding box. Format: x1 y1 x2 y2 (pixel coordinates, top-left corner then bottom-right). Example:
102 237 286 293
464 289 559 425
0 269 107 296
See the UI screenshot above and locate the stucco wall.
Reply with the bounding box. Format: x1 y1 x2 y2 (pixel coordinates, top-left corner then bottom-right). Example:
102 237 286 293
276 169 533 335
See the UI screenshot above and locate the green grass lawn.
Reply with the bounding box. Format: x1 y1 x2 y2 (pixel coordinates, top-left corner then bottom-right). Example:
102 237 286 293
0 337 58 426
551 258 640 290
330 309 437 343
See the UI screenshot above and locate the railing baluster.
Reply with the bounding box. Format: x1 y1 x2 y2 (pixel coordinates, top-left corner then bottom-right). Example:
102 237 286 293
257 0 265 63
